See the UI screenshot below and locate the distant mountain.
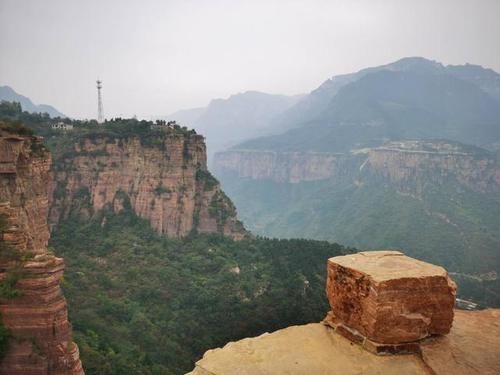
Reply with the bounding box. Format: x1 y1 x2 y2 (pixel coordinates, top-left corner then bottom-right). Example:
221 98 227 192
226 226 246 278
213 58 500 307
269 57 448 133
165 91 302 160
238 58 500 152
447 63 500 102
0 85 65 118
164 107 205 127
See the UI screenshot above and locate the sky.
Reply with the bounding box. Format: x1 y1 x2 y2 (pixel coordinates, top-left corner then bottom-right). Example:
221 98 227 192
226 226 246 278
0 0 499 119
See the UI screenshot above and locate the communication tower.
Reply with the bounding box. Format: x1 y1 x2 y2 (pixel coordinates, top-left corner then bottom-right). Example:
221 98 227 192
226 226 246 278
97 80 104 123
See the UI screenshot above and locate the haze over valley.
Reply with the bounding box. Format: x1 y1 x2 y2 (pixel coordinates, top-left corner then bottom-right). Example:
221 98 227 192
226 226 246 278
1 1 499 374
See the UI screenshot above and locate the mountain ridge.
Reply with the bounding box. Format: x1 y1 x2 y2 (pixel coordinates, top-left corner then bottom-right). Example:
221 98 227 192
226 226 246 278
0 85 65 118
237 63 500 153
162 90 303 159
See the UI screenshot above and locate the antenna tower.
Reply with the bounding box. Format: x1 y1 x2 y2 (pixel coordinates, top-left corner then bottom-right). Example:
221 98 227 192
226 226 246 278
96 80 104 123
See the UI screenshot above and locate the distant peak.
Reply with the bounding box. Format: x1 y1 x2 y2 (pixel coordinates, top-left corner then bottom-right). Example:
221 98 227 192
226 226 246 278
381 57 444 73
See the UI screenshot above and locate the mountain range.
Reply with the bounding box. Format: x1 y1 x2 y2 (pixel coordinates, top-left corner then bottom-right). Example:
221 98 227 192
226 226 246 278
166 91 302 160
166 57 500 161
237 57 500 153
0 85 65 118
213 57 500 307
2 56 500 375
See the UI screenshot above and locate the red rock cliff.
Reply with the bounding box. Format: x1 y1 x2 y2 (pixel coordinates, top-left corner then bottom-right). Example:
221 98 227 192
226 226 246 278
49 132 246 239
0 132 84 374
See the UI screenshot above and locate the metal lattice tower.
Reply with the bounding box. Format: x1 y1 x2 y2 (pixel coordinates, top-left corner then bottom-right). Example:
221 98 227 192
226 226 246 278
96 80 104 123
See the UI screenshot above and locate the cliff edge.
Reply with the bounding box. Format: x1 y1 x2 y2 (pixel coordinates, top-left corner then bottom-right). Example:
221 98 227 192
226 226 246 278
189 310 499 375
0 129 84 374
189 251 500 375
49 126 247 239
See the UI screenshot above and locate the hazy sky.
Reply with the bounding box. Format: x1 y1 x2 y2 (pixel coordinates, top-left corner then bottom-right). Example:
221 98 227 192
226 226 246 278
1 0 499 119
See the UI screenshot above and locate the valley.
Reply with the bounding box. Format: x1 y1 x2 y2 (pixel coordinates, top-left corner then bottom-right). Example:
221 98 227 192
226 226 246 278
1 56 500 374
213 58 500 308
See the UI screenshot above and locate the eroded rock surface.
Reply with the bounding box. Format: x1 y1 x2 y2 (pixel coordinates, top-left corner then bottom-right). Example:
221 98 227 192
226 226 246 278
213 141 500 192
188 323 429 375
0 132 83 375
420 309 500 375
213 150 360 183
326 251 456 344
49 134 246 239
189 309 500 375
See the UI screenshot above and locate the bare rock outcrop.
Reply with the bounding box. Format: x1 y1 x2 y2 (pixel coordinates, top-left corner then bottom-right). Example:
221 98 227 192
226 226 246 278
325 251 456 346
49 133 246 239
188 323 430 375
213 141 500 193
189 309 500 375
189 252 499 374
420 309 500 375
366 141 500 195
0 132 83 375
213 149 360 183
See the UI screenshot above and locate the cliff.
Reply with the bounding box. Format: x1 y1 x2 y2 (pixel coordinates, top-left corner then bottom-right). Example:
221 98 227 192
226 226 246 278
214 141 500 192
49 130 246 239
0 131 83 374
214 149 360 183
364 141 500 195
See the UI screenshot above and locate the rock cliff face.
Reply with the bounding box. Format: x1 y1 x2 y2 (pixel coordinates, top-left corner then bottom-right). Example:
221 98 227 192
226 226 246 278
214 149 360 183
365 141 500 195
0 132 83 374
49 133 246 239
214 141 500 193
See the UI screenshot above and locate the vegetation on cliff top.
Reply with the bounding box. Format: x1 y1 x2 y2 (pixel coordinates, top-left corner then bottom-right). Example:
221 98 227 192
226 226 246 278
51 206 351 374
0 101 200 152
0 119 34 136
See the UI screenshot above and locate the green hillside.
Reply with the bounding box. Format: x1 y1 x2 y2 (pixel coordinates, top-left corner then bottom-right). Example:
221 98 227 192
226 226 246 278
218 174 500 307
51 208 351 375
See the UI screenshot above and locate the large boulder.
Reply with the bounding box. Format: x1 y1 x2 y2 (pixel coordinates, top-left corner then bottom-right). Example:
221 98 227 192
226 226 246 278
326 251 456 345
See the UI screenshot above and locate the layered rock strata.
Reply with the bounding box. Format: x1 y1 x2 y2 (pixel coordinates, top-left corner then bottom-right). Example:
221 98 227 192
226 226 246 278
213 149 360 183
325 251 456 346
49 133 246 239
365 141 500 195
0 132 83 374
214 141 500 193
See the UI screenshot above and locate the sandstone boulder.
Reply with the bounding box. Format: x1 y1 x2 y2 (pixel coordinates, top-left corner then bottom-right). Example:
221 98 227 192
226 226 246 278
326 251 456 344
